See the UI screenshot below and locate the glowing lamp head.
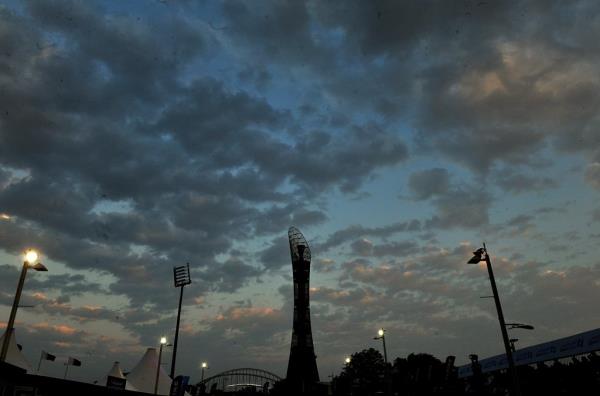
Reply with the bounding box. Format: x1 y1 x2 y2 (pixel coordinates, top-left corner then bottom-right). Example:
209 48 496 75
160 336 167 345
201 362 208 368
345 357 351 364
378 328 385 337
25 250 39 264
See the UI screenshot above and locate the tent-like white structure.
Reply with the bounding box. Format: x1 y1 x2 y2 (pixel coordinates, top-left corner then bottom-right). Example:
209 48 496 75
98 361 138 391
126 348 172 395
107 360 126 379
0 330 33 372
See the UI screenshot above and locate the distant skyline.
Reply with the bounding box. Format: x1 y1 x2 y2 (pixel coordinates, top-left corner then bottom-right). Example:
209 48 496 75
1 0 600 384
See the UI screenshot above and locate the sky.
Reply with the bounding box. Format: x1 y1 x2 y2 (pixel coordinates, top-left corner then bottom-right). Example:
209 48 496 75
1 0 600 384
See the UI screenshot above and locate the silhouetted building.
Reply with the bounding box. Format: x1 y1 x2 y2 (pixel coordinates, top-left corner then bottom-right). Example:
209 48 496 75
286 227 320 393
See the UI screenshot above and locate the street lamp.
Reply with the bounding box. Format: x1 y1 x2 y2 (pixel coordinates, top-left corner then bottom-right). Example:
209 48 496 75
344 356 351 365
505 323 534 331
373 328 388 364
0 249 47 362
374 328 390 396
201 361 208 381
506 323 533 352
468 244 520 396
155 336 171 395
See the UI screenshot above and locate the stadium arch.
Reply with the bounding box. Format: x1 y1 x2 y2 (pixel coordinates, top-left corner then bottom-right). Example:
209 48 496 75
196 368 282 393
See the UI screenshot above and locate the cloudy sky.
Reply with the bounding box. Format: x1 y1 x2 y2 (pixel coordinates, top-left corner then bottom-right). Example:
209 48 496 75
1 0 600 383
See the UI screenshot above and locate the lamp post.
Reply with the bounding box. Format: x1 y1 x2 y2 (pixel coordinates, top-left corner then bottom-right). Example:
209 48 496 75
155 337 171 394
373 328 388 365
344 356 351 365
201 362 208 381
468 244 520 396
505 323 534 331
374 328 390 396
0 250 47 362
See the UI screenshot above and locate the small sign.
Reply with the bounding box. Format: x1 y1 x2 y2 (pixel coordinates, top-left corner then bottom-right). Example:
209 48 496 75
170 375 190 396
106 375 126 390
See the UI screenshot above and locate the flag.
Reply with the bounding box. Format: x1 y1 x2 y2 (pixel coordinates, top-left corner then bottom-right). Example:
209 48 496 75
42 351 56 361
68 357 82 366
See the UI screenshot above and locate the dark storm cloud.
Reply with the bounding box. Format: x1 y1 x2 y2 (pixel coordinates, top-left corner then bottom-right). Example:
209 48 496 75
259 236 290 270
408 168 450 200
493 168 557 194
221 1 334 70
252 203 328 236
0 265 107 298
0 0 412 318
218 1 600 181
425 187 492 229
317 220 421 252
199 257 261 293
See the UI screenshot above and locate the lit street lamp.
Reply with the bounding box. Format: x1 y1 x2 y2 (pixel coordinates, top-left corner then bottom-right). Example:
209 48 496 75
201 362 208 381
0 250 47 362
344 356 351 365
373 328 388 365
468 244 520 396
155 336 172 395
374 328 390 396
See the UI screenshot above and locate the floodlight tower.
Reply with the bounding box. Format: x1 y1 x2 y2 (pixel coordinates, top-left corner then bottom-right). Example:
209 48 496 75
1 250 47 362
170 263 191 379
286 227 319 393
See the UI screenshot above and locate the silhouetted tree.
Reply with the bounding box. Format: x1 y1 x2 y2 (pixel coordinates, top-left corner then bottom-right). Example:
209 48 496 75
333 348 386 396
392 353 444 396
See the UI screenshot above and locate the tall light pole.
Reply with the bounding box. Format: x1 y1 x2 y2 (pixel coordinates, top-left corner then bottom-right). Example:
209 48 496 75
374 328 390 396
1 249 47 362
201 362 208 382
155 336 171 394
468 244 520 396
170 264 191 379
374 328 388 364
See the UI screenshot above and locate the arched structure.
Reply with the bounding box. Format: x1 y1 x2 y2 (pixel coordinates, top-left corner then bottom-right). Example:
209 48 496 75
196 368 282 393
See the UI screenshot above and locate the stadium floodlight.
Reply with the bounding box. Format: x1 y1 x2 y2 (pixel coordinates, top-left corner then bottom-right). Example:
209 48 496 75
170 263 192 379
467 243 521 396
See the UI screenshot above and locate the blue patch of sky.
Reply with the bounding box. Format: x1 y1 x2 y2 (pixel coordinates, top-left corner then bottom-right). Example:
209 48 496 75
90 198 134 215
0 0 25 16
481 153 598 268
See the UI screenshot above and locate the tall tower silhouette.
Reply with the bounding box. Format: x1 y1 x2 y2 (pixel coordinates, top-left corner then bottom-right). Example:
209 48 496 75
286 226 319 393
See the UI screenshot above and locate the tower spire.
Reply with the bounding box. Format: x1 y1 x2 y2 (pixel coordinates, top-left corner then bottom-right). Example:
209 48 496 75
286 227 320 394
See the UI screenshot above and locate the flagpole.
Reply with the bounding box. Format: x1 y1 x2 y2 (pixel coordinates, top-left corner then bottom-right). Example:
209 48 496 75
37 351 44 373
64 361 70 379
